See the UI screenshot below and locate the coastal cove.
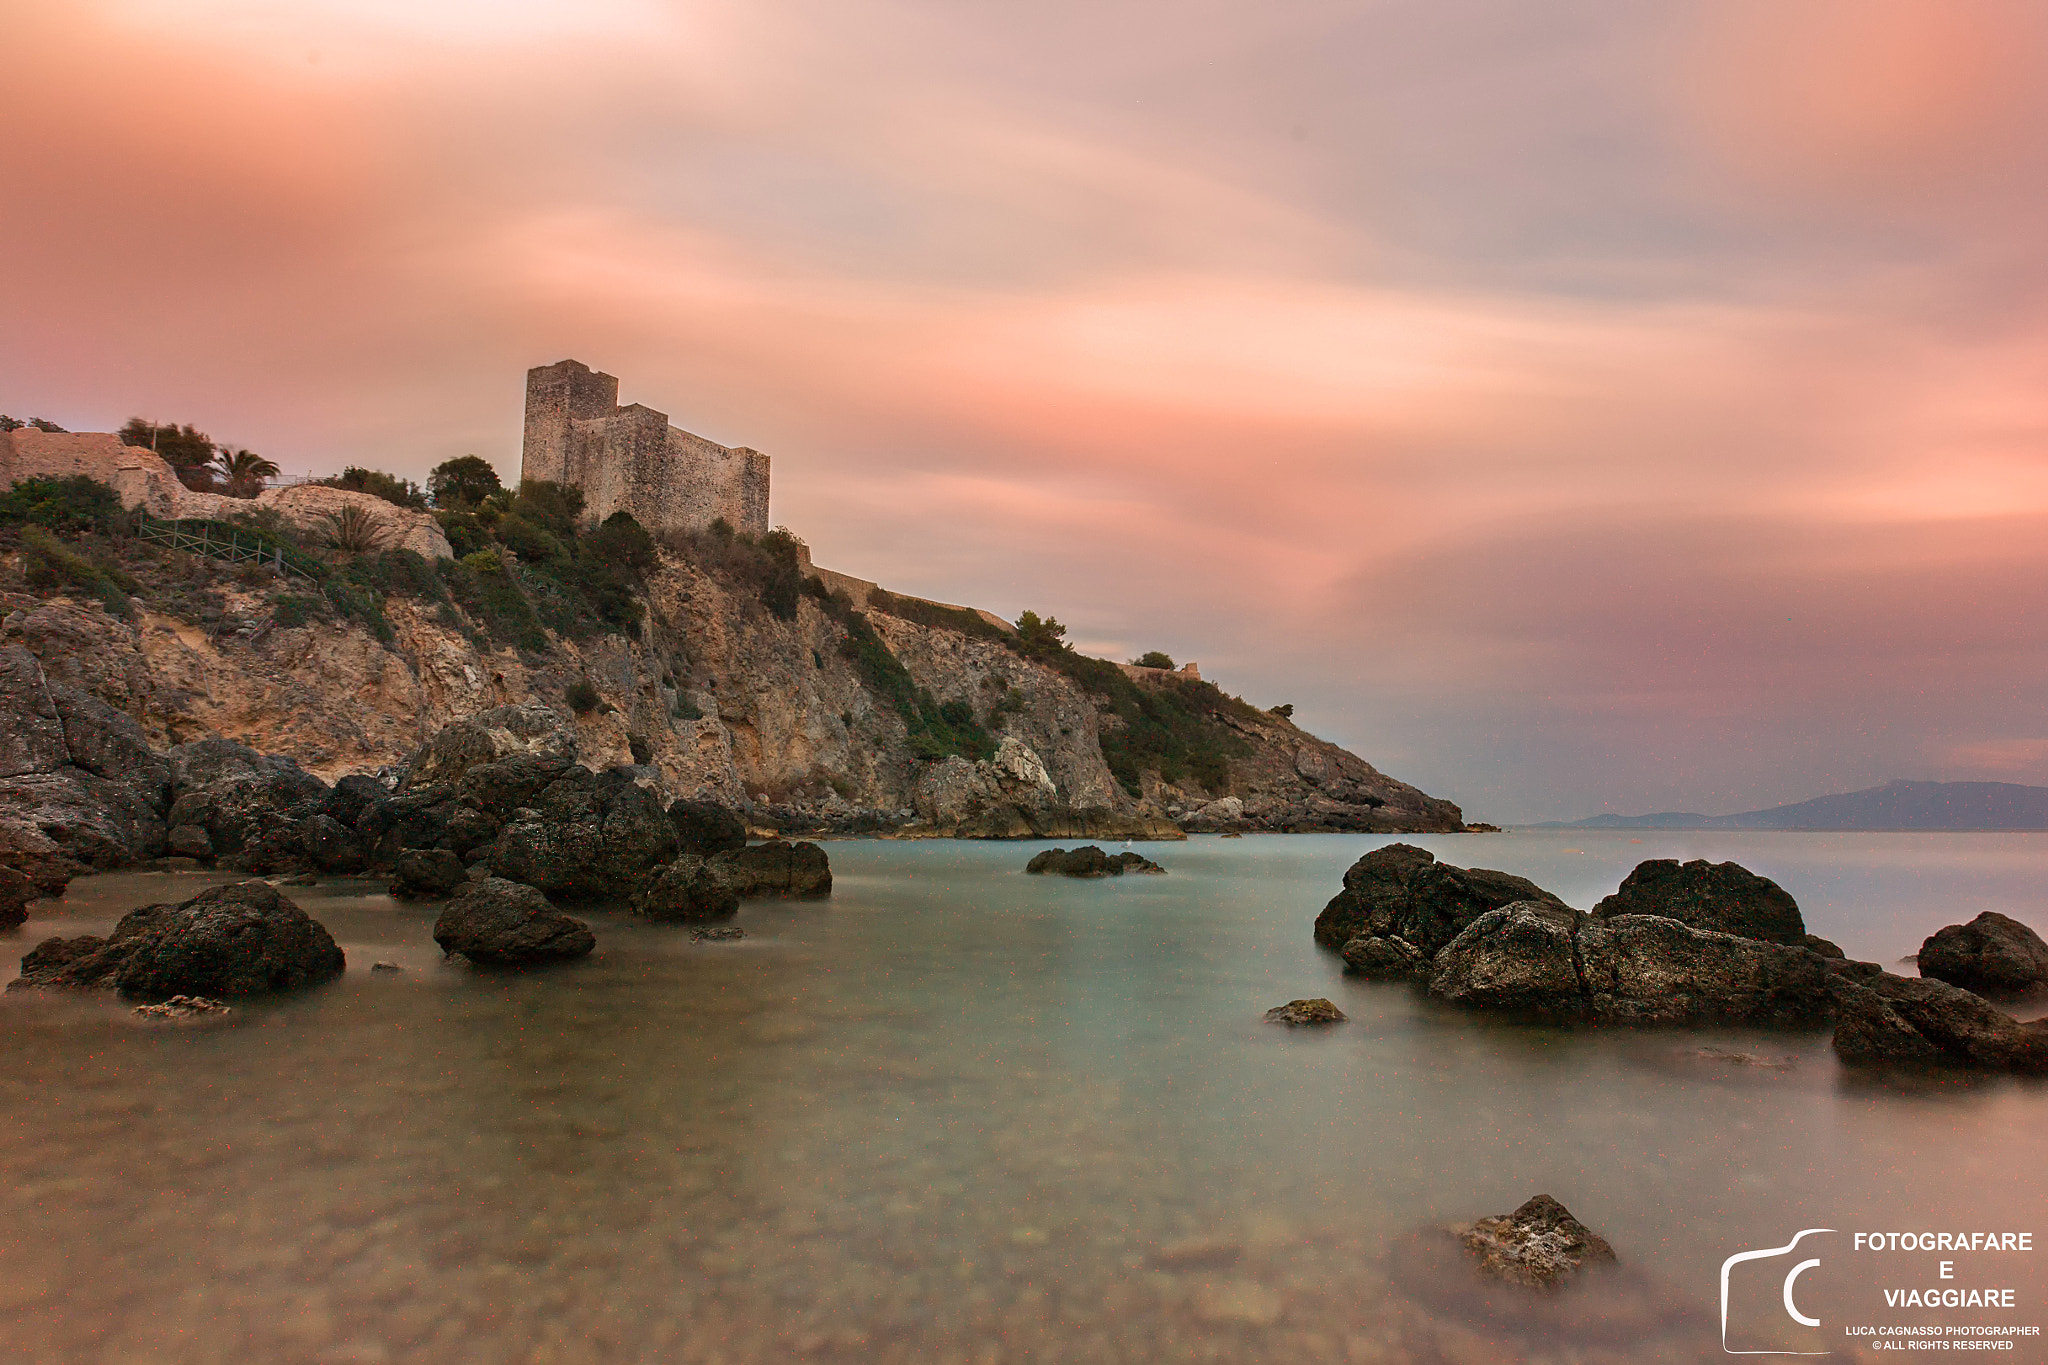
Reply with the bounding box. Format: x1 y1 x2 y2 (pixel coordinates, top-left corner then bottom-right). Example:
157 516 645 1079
3 831 2046 1363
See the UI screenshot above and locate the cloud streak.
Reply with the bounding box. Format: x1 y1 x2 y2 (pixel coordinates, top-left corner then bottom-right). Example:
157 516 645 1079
3 0 2046 818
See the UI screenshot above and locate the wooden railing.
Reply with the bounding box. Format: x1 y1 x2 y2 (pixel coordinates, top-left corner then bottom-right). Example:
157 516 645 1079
133 515 319 581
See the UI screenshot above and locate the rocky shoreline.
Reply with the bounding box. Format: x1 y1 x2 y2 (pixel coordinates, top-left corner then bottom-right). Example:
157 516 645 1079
1316 844 2048 1075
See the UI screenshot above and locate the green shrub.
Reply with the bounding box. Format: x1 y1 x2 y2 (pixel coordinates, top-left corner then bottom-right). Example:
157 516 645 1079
869 589 1009 640
0 476 124 535
315 467 427 510
19 526 133 618
495 513 563 564
1134 651 1175 670
272 594 325 628
428 456 502 510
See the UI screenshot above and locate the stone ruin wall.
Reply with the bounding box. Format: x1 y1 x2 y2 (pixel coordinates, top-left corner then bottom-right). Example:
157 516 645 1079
521 360 770 537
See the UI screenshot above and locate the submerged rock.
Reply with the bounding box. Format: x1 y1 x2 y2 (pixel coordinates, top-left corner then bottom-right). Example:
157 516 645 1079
133 994 230 1020
10 881 344 999
692 926 746 943
1916 911 2048 995
1263 998 1346 1025
1831 971 2048 1074
433 877 594 965
1590 858 1805 944
710 840 832 899
1315 844 1566 979
1457 1195 1616 1289
634 855 740 922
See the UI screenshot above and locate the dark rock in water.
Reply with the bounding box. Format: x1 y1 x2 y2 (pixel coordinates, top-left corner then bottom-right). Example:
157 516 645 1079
692 926 745 942
390 847 468 900
1263 998 1346 1025
634 855 741 922
1314 844 1567 961
113 882 345 1000
1591 859 1805 944
13 882 345 999
297 813 364 873
711 840 832 898
433 877 594 964
321 774 389 831
1831 971 2048 1074
1458 1195 1616 1289
668 799 748 859
1340 932 1428 979
370 961 403 972
1024 846 1162 877
1916 911 2048 995
133 994 230 1020
1428 907 1835 1026
484 767 678 900
0 867 31 929
166 824 212 859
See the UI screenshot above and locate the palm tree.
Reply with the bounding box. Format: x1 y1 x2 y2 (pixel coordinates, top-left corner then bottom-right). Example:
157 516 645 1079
211 448 280 499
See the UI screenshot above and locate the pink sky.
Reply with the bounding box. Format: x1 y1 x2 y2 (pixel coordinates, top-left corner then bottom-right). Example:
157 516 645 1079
4 0 2046 820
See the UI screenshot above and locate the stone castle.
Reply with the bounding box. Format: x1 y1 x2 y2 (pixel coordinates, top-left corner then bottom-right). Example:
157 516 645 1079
521 360 770 537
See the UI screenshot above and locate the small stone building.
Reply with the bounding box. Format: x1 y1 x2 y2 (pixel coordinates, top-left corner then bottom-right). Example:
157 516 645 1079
520 360 771 536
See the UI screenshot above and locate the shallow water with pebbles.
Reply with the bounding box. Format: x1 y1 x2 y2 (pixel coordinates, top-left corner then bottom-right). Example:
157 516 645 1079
2 832 2045 1364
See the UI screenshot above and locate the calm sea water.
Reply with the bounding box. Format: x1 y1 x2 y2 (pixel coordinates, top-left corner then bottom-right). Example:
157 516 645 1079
1 831 2043 1364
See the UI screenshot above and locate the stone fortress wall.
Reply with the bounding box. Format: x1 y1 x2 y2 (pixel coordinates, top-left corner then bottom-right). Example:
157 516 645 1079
521 360 771 537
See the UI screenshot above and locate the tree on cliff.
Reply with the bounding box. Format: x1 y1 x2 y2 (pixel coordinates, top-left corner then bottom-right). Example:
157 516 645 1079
119 418 218 491
1014 610 1068 656
1133 651 1175 670
211 448 280 499
316 466 427 510
428 456 502 510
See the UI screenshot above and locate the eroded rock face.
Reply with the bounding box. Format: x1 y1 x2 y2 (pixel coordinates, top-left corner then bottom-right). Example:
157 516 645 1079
1457 1196 1616 1290
1831 972 2048 1074
403 704 578 791
1590 859 1805 945
1426 906 1835 1026
709 840 831 899
9 881 344 999
432 877 594 964
634 855 740 922
1916 912 2048 995
1315 844 1567 975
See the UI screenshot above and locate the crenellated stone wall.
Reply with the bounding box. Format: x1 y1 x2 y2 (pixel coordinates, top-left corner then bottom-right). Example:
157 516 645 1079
520 360 771 536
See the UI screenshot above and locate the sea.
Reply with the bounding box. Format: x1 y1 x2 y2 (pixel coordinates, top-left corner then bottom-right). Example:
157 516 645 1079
2 831 2043 1364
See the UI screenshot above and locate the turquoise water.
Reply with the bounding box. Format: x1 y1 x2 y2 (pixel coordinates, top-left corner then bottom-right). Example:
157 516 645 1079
1 832 2043 1363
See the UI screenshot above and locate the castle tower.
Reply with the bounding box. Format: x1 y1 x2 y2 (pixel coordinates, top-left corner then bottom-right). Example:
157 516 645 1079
519 359 770 537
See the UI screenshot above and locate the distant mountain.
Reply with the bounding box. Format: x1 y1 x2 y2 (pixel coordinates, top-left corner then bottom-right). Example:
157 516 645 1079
1536 780 2048 832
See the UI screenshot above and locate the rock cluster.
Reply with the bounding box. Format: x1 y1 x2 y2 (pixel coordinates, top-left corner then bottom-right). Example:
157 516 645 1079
1025 846 1166 877
133 994 231 1020
1314 844 1565 973
10 881 344 999
1316 848 2048 1074
1915 911 2048 995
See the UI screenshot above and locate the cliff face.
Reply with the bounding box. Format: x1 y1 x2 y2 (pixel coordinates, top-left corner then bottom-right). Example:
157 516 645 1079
0 536 1464 838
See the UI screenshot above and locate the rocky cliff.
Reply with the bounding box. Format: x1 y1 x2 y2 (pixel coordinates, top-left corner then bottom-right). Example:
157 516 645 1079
0 500 1465 874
